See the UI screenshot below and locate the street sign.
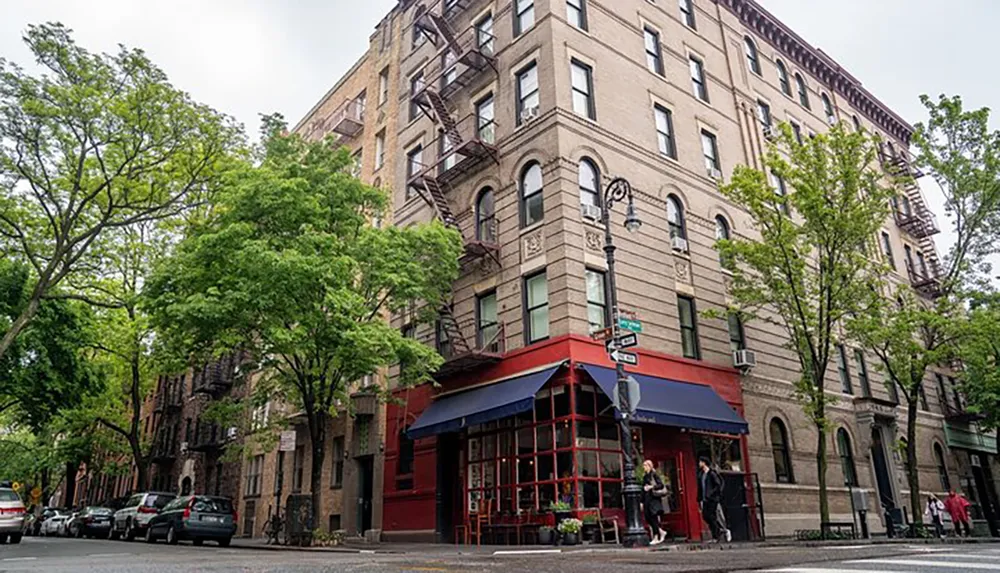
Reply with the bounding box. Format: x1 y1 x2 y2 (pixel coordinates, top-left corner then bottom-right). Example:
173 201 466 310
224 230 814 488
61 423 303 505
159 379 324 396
279 430 297 452
590 326 614 341
618 318 643 333
609 349 639 366
605 333 639 352
611 375 641 416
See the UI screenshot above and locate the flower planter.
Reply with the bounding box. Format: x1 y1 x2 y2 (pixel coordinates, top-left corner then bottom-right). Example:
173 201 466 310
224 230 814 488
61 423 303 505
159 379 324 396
562 532 579 546
582 523 599 543
538 527 554 545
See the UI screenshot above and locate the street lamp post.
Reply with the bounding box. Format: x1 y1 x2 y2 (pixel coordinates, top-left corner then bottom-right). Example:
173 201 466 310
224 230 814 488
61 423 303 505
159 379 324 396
601 177 647 547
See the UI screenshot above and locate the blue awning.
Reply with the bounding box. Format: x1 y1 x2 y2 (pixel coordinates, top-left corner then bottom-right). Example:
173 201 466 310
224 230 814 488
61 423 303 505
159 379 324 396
406 365 562 440
579 364 749 435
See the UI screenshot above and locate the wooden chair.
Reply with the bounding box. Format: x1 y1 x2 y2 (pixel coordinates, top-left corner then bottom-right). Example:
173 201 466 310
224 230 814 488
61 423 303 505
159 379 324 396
454 498 493 546
599 510 621 545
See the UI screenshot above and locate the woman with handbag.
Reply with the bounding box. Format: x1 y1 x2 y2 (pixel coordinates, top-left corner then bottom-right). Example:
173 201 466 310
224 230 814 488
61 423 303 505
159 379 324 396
641 459 669 545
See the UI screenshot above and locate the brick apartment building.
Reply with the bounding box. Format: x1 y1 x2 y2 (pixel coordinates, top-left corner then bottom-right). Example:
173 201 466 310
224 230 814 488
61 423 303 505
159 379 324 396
70 0 1000 542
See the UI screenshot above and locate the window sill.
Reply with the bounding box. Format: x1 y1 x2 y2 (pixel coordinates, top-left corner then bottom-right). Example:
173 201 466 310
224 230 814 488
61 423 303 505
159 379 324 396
329 484 343 491
671 249 692 260
520 220 545 236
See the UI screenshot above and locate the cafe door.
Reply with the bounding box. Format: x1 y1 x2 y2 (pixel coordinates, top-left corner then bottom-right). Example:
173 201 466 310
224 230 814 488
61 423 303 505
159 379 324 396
656 453 689 540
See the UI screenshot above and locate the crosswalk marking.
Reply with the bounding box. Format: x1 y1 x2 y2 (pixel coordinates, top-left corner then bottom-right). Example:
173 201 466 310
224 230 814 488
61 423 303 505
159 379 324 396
846 558 1000 570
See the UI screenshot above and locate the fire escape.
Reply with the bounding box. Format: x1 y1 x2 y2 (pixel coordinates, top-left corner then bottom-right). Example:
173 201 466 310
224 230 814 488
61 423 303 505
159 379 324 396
408 1 504 375
885 154 944 299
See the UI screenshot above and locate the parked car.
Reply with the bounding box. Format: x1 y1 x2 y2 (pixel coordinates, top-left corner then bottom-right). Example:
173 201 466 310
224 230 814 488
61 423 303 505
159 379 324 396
24 507 61 536
144 495 236 547
111 492 175 541
40 512 69 536
67 507 114 538
0 487 26 544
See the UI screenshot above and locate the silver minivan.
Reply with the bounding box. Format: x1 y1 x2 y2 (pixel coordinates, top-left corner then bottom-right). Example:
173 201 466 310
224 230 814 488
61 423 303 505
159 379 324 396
0 488 26 544
110 492 175 541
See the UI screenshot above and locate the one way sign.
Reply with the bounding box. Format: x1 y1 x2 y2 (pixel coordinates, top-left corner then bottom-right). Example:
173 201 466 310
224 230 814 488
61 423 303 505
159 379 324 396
605 333 638 352
609 349 638 366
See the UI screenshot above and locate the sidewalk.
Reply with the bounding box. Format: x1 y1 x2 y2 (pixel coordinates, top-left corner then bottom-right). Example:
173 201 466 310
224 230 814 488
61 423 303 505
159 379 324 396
229 534 1000 556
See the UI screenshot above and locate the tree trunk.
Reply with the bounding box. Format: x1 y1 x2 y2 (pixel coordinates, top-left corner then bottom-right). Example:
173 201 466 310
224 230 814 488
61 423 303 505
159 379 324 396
40 467 50 505
0 295 41 362
816 422 830 524
130 436 149 492
308 411 328 535
63 462 78 509
906 397 921 526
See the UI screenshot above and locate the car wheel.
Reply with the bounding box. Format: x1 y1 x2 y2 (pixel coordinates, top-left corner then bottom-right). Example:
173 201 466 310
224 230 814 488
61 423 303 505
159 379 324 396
166 526 178 546
145 526 156 544
108 525 119 540
0 534 8 544
192 538 203 546
10 533 22 544
124 521 135 541
76 526 84 538
218 537 231 547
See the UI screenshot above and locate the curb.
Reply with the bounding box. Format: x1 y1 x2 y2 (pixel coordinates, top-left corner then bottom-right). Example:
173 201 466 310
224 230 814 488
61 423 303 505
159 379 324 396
228 543 399 554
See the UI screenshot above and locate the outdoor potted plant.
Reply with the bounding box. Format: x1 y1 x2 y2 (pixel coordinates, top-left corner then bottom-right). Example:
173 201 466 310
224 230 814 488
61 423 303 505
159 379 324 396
549 500 573 525
538 525 555 545
581 513 599 543
558 518 583 546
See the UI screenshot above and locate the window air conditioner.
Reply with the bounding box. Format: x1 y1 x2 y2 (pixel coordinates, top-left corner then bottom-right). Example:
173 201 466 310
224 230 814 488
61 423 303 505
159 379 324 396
580 203 602 220
520 105 539 123
671 236 689 253
707 166 722 180
733 349 757 369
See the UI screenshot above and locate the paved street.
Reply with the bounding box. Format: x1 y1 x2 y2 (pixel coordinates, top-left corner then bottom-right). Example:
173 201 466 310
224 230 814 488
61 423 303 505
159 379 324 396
0 537 998 572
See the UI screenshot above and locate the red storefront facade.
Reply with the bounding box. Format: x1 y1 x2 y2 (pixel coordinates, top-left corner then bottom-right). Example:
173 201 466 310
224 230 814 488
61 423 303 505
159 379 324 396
382 334 752 542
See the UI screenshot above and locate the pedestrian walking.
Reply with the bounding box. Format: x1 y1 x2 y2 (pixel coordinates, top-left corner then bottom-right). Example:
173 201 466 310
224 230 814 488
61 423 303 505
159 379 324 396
697 457 726 542
944 489 973 537
924 493 946 538
641 459 669 545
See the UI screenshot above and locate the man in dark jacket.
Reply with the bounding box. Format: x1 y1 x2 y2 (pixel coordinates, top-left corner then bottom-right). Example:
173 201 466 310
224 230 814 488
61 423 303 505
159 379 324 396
697 457 726 542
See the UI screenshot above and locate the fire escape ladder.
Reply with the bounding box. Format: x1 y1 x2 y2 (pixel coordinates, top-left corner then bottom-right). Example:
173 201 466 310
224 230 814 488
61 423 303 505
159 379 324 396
417 177 459 229
438 303 470 356
427 12 461 55
424 90 463 149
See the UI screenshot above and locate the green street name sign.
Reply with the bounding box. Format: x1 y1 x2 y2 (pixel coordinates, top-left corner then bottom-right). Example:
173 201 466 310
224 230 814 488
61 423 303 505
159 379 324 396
618 318 643 333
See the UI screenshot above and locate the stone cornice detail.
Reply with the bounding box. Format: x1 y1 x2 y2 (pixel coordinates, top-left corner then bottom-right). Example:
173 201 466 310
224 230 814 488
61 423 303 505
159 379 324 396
714 0 914 143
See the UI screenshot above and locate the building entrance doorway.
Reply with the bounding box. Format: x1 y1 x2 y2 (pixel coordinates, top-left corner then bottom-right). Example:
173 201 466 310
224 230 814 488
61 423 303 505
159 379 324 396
870 425 895 512
356 455 374 535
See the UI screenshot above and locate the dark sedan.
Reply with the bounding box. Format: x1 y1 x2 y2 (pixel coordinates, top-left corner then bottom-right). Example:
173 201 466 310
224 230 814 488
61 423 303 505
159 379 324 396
67 507 114 538
144 495 236 546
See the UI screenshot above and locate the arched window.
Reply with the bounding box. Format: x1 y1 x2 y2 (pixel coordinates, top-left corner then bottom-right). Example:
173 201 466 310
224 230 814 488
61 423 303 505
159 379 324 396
794 73 810 109
476 187 496 242
716 216 732 271
578 158 600 208
411 5 427 47
776 60 791 96
852 115 862 132
934 444 951 490
770 418 794 483
744 37 761 75
821 93 835 125
520 162 544 228
666 195 686 240
715 215 730 241
837 428 858 487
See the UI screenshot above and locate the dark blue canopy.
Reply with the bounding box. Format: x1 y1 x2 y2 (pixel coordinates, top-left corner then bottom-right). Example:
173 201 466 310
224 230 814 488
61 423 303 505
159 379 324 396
406 365 562 440
579 364 748 435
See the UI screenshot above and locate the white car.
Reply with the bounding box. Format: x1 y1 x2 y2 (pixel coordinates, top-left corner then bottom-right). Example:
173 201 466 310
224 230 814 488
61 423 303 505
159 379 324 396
41 513 68 536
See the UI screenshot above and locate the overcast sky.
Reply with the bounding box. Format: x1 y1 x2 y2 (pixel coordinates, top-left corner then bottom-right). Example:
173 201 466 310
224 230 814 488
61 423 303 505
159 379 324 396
1 0 996 261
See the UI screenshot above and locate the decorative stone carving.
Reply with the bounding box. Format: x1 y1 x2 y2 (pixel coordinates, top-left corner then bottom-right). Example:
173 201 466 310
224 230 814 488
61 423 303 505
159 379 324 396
674 256 692 284
476 256 499 278
585 231 602 252
523 230 544 258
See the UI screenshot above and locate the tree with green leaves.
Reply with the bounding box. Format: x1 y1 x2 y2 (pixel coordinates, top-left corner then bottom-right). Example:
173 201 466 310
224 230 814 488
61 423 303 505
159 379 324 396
717 123 893 525
848 95 1000 527
957 292 1000 430
145 116 463 526
0 259 97 431
0 22 242 362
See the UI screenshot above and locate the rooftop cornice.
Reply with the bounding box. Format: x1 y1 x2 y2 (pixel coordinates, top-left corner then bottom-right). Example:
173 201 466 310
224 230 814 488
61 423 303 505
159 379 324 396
715 0 914 143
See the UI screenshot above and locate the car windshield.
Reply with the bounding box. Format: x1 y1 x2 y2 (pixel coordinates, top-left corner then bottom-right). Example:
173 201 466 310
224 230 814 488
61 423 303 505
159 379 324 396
144 494 175 509
0 490 20 502
87 507 113 516
192 497 233 514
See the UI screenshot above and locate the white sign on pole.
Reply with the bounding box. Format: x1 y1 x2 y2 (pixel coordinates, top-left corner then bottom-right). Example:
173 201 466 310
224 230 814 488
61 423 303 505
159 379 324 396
279 430 297 452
